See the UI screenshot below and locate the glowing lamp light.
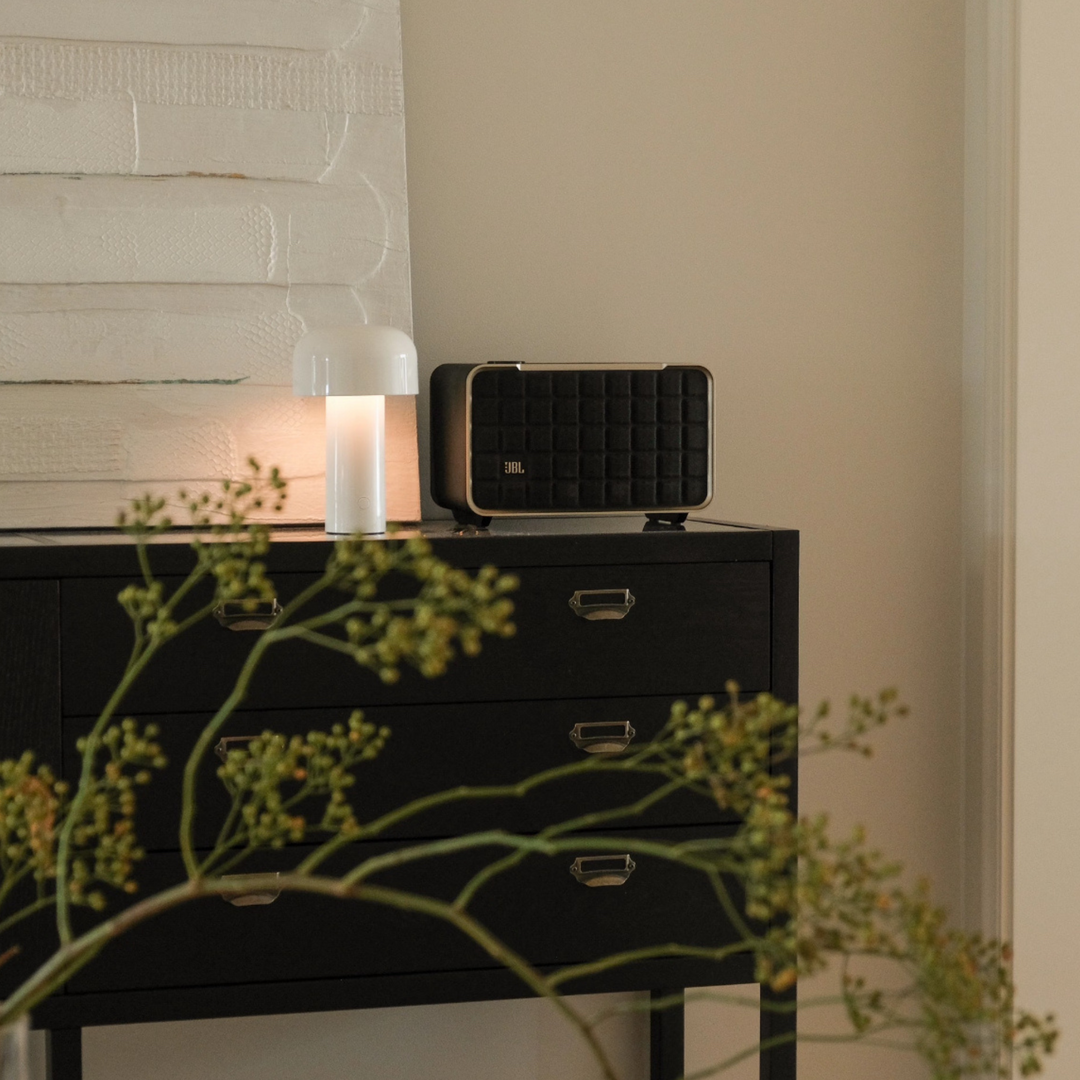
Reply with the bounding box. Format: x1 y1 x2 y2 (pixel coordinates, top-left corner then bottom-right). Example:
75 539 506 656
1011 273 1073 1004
293 325 419 535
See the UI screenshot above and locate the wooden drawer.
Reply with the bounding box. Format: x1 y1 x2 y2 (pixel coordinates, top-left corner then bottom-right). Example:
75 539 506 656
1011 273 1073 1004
67 826 740 994
0 879 67 1000
64 697 733 853
60 561 771 716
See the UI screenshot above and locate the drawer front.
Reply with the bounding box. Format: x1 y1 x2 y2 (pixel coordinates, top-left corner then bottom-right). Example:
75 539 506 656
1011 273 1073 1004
0 579 60 764
64 697 733 853
68 826 740 993
0 879 68 1000
61 561 771 716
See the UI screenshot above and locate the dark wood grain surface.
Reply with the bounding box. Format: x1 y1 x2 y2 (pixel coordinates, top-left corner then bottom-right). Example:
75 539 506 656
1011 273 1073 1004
0 578 60 765
1 521 798 1080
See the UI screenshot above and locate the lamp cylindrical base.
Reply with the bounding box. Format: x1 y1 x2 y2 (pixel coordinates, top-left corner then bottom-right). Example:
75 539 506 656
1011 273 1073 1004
325 395 386 535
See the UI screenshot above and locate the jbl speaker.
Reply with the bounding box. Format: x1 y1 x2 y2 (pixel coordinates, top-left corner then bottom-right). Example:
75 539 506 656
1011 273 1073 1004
430 363 713 526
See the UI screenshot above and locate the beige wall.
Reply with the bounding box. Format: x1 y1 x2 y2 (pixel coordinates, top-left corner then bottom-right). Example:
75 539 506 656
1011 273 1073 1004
1015 1 1080 1076
46 4 966 1078
403 2 965 1079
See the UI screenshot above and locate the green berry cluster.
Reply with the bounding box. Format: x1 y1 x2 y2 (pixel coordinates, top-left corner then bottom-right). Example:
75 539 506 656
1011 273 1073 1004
69 719 167 908
655 688 801 989
802 687 908 757
794 824 1056 1077
651 686 1056 1076
114 492 173 539
214 711 389 851
114 461 286 641
663 684 798 816
0 720 166 916
0 754 68 893
185 463 285 613
116 579 177 645
326 537 517 683
116 458 286 539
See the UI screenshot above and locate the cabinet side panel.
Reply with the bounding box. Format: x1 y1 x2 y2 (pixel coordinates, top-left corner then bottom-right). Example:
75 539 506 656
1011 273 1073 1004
429 363 472 511
0 579 61 766
762 530 799 1078
770 529 799 708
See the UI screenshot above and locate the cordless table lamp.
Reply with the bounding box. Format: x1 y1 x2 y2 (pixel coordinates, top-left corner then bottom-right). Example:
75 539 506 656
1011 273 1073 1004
293 325 419 534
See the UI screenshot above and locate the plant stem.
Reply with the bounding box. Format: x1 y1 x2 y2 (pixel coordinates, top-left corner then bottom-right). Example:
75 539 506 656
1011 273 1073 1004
548 942 750 990
178 632 276 877
0 895 55 938
453 777 687 910
0 872 622 1080
55 640 165 943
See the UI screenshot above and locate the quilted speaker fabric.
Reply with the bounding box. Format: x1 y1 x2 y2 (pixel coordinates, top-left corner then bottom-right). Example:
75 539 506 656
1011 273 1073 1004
469 366 711 512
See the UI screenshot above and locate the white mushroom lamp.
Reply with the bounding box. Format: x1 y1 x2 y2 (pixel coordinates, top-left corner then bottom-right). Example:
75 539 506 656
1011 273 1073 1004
293 325 419 535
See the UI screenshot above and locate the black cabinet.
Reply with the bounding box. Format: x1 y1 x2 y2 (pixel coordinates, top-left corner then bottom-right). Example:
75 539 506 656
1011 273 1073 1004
0 517 797 1080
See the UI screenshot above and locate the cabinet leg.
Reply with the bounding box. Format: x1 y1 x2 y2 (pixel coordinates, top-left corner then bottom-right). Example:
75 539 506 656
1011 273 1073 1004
649 988 684 1080
45 1028 82 1080
759 985 796 1080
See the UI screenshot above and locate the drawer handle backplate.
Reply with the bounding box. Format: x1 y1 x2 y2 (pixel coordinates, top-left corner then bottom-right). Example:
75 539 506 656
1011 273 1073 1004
215 735 258 763
213 598 282 631
568 589 635 620
220 872 281 907
569 721 636 755
570 854 636 887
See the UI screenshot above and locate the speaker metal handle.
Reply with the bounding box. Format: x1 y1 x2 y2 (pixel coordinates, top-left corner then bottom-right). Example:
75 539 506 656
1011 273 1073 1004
213 598 282 631
568 589 635 620
220 872 281 907
570 854 636 887
569 721 636 755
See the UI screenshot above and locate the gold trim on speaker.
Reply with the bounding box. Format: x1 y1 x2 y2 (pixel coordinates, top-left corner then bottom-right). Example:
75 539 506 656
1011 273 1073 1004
461 363 713 520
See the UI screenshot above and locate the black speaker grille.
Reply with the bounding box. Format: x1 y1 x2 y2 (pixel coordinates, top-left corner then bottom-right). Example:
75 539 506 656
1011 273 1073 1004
469 367 710 512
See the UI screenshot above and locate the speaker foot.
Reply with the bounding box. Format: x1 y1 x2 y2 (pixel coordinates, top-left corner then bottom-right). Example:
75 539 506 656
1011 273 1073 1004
452 509 492 528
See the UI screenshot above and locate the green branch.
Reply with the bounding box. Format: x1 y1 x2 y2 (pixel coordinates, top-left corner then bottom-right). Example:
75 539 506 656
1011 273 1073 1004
178 630 276 876
0 895 55 939
0 472 1054 1080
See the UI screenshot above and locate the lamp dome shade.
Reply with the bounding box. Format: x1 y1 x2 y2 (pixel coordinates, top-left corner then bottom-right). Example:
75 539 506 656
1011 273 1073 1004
293 325 419 397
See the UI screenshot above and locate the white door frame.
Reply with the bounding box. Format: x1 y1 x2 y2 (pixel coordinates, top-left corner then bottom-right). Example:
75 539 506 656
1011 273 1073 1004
961 0 1018 948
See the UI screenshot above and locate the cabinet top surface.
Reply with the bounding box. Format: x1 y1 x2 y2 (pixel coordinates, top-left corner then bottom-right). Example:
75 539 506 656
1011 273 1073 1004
0 516 797 577
2 516 764 545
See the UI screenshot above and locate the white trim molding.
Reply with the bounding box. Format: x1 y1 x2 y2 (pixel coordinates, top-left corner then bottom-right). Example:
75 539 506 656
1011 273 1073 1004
961 0 1018 949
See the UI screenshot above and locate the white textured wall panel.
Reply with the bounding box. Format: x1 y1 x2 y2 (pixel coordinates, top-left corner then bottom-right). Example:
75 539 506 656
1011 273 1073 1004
0 41 402 116
134 106 350 181
0 177 396 286
3 476 325 528
0 415 125 477
0 280 411 386
0 0 375 51
0 385 318 482
0 100 404 185
0 284 373 384
0 0 419 528
0 96 136 174
0 386 418 525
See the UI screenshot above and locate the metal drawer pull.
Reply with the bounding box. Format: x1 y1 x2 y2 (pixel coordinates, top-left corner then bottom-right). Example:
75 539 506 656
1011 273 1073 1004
569 854 636 888
213 598 282 631
569 721 636 755
220 872 281 907
215 735 258 763
568 589 635 620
